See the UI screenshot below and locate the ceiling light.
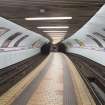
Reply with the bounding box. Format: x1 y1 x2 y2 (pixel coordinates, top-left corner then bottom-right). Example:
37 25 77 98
52 38 63 40
50 36 64 38
47 33 66 35
48 34 65 37
40 9 45 13
37 26 69 29
52 39 62 44
43 31 67 33
52 35 64 38
25 17 72 20
47 32 66 34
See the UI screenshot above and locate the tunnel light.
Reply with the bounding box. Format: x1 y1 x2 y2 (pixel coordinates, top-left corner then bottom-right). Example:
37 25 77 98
48 35 65 37
37 26 69 29
43 31 67 33
52 39 62 44
47 32 66 34
52 37 64 39
52 36 64 39
25 17 72 20
48 34 66 37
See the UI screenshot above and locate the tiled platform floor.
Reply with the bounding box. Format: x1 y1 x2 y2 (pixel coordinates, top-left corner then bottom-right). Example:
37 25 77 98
0 53 96 105
27 53 64 105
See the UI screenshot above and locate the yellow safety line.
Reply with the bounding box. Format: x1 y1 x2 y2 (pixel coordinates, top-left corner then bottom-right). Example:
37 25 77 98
63 54 96 105
0 54 52 105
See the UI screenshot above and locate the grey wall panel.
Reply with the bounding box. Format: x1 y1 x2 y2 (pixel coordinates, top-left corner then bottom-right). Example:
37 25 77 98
0 48 40 69
0 17 49 68
0 17 49 47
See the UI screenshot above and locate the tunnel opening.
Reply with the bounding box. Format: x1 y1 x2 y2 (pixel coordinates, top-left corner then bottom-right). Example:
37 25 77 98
41 43 51 54
57 43 67 53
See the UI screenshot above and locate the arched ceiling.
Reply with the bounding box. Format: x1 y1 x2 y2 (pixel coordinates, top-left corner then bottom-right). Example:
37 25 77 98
0 17 49 48
63 4 105 47
0 0 104 42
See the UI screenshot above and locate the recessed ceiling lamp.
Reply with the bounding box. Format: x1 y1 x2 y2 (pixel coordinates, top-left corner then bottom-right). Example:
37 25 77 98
40 9 45 13
52 37 63 39
25 17 72 20
47 33 66 36
43 31 67 33
52 39 62 44
47 32 66 34
37 26 69 29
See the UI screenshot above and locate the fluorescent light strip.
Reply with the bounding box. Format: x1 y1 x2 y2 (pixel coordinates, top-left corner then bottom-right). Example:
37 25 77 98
48 33 66 34
25 17 72 20
37 26 69 29
49 35 65 37
49 36 65 37
48 32 65 33
51 38 64 39
53 40 61 41
48 33 66 35
52 36 64 37
48 34 66 36
43 31 67 33
52 37 64 39
52 38 64 39
48 36 64 37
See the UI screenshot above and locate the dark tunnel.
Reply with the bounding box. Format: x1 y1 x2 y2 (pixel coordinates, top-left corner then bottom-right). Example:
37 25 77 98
41 43 51 54
57 43 67 53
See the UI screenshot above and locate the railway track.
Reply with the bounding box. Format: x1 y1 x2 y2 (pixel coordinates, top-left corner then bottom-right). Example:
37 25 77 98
0 54 47 95
67 53 105 105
